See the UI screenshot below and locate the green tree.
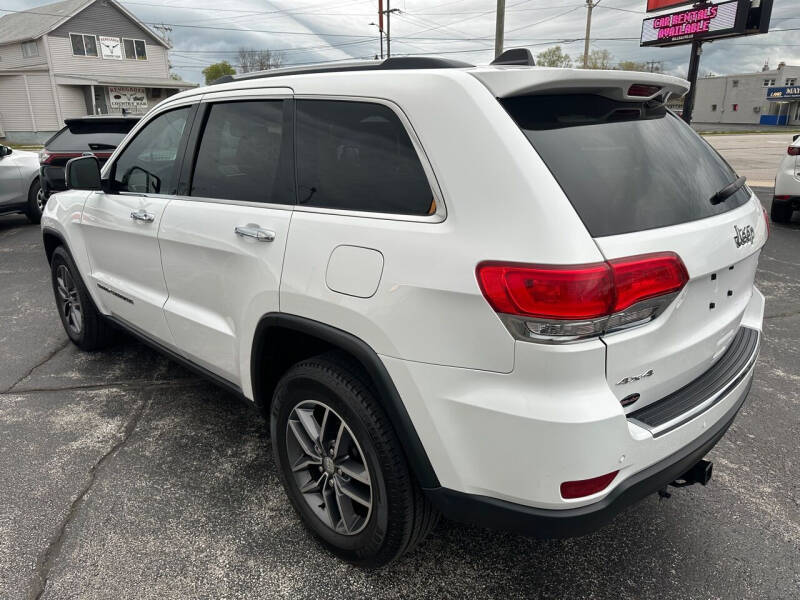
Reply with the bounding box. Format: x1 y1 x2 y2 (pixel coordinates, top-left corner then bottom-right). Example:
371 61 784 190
617 60 649 72
536 46 573 68
580 49 614 70
202 61 236 85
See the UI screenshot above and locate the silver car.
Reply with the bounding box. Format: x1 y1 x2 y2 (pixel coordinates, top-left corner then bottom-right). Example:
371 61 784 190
0 144 43 223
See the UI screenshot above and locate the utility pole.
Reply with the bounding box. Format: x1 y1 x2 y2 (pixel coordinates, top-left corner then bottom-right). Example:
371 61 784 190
682 40 703 124
381 1 399 58
582 0 596 68
494 0 505 58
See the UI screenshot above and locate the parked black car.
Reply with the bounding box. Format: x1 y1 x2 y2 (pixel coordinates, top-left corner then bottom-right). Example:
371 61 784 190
40 116 140 198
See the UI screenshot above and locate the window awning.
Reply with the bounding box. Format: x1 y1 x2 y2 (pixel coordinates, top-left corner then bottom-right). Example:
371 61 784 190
54 74 197 89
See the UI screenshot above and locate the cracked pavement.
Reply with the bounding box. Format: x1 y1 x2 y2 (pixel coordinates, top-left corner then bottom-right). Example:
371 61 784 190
0 188 798 599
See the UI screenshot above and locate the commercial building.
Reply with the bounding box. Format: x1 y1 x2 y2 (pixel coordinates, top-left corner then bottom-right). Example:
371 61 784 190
692 62 800 126
0 0 196 144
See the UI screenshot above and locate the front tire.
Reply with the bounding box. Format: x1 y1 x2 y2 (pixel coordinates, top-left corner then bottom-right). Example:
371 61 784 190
271 353 438 567
25 179 44 224
50 246 114 350
770 198 793 223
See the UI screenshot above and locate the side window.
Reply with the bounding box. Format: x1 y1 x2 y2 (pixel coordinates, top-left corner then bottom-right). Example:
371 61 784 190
190 100 291 204
296 100 435 216
112 107 191 195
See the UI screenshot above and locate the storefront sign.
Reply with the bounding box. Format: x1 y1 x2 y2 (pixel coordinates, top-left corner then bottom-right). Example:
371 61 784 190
766 86 800 100
99 36 122 60
108 87 147 110
641 0 744 46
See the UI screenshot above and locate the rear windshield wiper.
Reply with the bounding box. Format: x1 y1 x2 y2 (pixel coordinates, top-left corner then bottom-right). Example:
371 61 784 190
710 176 746 205
87 143 117 150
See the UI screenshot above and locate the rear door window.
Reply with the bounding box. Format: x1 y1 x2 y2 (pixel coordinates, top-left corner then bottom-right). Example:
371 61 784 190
500 94 750 237
296 100 435 216
189 100 292 204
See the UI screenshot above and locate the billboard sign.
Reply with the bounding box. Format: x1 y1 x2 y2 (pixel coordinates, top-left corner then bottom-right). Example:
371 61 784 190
108 87 148 110
641 0 747 46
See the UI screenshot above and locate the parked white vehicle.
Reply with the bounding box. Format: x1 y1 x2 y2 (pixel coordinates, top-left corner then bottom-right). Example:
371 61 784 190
772 134 800 222
41 53 767 567
0 144 43 222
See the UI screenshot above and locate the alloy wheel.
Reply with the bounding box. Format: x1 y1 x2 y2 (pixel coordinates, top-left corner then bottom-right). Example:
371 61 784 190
56 264 82 335
286 400 373 535
36 188 44 211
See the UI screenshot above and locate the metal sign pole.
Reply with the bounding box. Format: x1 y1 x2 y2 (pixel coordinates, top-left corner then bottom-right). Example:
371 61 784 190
682 40 703 124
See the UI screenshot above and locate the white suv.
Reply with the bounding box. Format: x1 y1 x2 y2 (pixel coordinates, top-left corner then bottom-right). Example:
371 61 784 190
772 133 800 223
42 54 767 567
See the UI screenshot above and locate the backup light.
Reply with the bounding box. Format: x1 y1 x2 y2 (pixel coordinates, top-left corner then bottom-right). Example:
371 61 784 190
560 471 619 499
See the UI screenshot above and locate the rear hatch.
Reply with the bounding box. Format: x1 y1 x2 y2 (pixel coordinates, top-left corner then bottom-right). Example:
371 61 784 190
477 68 766 412
42 117 139 168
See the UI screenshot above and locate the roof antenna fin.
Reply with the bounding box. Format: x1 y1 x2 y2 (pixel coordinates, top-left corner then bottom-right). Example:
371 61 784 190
490 48 535 67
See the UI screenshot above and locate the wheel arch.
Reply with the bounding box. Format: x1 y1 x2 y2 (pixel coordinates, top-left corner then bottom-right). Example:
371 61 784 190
42 226 66 264
251 313 439 488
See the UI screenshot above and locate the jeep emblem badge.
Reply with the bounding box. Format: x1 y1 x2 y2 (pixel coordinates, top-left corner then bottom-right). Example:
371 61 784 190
733 224 755 248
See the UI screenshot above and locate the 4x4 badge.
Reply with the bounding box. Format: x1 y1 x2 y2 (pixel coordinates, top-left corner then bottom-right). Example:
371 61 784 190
733 224 755 248
617 369 654 385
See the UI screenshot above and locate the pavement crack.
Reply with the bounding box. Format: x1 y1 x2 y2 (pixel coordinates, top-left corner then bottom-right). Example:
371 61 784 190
2 378 206 396
4 338 70 394
27 394 151 600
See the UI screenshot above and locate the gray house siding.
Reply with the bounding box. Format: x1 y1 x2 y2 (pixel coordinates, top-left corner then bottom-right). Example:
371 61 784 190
0 75 35 132
58 84 89 119
50 1 163 45
48 35 169 78
0 39 48 70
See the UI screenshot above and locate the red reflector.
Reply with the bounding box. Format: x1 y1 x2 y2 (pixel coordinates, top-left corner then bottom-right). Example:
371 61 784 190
609 252 689 312
775 195 791 200
476 262 613 320
560 470 619 499
628 84 661 97
788 146 800 156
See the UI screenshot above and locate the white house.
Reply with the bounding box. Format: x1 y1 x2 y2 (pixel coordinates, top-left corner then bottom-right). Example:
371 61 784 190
0 0 196 144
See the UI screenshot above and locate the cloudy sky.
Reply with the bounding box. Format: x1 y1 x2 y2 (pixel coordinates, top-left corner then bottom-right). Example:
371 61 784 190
3 0 799 82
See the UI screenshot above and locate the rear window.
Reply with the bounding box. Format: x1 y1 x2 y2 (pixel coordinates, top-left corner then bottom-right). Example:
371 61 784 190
46 121 137 152
500 94 750 237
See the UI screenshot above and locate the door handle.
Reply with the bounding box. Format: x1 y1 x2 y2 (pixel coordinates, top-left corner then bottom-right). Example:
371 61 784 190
130 209 155 223
235 224 275 242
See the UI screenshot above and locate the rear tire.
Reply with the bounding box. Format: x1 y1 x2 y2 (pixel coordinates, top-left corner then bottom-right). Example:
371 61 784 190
50 246 114 351
25 179 43 224
271 353 438 567
770 198 793 223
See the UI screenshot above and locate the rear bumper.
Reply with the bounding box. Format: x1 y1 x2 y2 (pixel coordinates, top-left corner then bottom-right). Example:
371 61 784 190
424 373 752 538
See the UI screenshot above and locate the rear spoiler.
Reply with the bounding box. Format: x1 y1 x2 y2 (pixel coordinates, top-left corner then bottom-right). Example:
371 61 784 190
469 67 689 102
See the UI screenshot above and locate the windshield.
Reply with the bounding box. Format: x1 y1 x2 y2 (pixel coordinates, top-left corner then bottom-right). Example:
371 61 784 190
500 94 750 237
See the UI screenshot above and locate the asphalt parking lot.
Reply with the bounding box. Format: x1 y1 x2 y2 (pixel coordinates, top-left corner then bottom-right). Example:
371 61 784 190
1 182 799 596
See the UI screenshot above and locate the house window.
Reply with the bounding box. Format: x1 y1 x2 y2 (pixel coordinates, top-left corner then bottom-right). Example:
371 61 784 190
762 78 776 87
711 104 717 111
787 78 797 86
70 33 98 57
732 80 739 88
123 38 147 60
732 104 739 111
21 40 39 58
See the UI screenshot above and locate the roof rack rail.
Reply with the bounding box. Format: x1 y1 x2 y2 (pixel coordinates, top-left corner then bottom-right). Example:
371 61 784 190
211 56 474 85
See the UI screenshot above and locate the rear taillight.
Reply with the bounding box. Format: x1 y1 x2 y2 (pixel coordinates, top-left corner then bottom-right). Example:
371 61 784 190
788 146 800 156
560 471 619 499
476 252 688 342
39 151 83 165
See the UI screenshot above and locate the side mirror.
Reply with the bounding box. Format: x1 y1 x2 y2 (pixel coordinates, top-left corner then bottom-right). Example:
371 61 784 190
65 156 102 191
0 145 12 157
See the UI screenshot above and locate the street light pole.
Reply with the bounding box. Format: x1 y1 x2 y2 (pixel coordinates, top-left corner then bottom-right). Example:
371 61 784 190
494 0 505 58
